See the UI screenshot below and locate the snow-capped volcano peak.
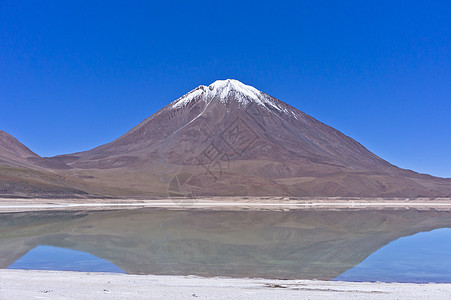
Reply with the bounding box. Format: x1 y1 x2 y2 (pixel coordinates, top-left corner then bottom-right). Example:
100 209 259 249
208 79 262 100
171 79 284 112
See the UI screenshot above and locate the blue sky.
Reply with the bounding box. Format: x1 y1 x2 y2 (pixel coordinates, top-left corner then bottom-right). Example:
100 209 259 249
1 1 450 177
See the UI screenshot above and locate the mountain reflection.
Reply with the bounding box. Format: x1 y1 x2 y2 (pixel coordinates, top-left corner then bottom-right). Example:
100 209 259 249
1 209 450 280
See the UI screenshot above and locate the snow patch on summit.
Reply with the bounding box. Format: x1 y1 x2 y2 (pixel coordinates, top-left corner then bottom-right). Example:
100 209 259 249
208 79 262 104
170 86 207 109
170 79 297 118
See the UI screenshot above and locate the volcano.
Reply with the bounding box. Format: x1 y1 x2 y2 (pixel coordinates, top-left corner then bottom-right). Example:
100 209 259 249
1 79 451 198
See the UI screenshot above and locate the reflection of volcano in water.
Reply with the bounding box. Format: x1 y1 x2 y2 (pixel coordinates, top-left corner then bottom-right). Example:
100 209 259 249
0 209 450 280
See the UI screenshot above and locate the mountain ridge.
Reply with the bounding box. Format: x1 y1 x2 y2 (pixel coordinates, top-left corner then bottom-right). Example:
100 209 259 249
0 130 39 164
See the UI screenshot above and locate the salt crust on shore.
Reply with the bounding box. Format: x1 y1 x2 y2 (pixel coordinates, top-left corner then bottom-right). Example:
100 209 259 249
0 269 450 300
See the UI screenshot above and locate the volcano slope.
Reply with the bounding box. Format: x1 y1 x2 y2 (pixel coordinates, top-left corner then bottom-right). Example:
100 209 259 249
2 79 451 198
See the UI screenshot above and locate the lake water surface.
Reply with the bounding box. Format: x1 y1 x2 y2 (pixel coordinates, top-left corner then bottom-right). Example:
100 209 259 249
1 208 450 283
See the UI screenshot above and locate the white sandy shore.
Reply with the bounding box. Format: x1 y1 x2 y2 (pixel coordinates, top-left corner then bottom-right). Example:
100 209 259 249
1 197 451 213
0 270 450 300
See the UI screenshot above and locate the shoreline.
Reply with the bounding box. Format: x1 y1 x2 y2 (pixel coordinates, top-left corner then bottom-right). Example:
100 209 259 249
1 197 451 213
1 269 450 299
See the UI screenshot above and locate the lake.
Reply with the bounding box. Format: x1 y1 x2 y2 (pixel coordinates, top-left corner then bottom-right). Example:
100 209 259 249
1 208 450 283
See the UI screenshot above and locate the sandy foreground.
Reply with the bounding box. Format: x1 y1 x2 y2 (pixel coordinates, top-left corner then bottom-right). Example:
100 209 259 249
1 197 451 213
0 270 450 300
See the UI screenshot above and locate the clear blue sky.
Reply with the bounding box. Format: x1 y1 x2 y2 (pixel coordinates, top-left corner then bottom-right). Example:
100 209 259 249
1 1 450 178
